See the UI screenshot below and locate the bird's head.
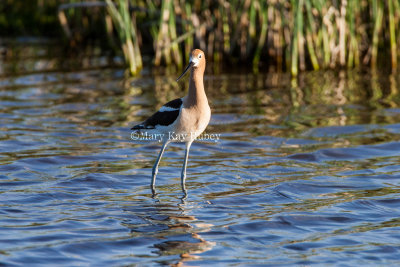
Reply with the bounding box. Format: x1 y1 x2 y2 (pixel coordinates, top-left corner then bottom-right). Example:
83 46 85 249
176 49 205 82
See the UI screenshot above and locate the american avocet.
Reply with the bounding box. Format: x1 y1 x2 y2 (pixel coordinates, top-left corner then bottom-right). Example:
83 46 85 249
131 49 210 194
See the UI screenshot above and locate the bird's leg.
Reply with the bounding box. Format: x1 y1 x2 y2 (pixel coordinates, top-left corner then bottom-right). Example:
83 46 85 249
151 141 169 193
181 141 193 194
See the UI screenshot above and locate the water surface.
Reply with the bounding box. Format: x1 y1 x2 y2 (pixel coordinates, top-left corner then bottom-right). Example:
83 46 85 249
1 42 400 265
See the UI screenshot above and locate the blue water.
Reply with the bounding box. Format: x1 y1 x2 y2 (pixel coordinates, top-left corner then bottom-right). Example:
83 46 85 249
1 44 400 265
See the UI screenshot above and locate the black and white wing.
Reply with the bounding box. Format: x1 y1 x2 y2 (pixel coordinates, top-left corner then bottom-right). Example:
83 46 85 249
131 98 183 130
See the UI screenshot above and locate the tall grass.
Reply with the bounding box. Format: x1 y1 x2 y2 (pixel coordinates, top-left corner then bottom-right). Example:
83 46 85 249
105 0 142 75
58 0 400 76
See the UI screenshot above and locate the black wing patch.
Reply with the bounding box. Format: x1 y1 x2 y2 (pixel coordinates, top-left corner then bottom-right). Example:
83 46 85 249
131 110 180 130
145 109 180 127
164 98 182 109
131 98 182 130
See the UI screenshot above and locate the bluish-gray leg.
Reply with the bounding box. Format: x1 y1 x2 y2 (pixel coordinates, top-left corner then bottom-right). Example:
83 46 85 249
181 141 193 194
151 141 169 193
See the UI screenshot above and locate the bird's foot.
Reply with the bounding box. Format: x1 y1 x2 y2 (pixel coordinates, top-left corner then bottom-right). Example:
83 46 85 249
150 181 158 197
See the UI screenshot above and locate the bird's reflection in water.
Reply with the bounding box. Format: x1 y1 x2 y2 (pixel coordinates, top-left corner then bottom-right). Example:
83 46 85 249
155 197 215 265
122 196 215 265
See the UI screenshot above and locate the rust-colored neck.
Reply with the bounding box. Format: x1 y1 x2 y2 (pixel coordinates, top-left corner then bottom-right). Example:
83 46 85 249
184 67 207 108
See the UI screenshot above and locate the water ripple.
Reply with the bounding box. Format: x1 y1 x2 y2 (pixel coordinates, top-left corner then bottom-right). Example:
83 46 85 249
1 58 400 265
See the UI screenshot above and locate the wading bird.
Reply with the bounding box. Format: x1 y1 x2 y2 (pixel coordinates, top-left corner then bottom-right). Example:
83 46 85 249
131 49 211 195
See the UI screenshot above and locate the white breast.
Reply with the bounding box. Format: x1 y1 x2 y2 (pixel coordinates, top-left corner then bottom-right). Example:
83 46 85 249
173 104 211 142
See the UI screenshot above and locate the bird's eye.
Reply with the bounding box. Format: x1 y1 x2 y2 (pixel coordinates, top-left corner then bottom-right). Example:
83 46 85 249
198 54 202 59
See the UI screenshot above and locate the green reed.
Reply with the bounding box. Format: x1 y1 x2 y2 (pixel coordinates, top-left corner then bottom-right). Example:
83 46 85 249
105 0 142 75
56 0 400 76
